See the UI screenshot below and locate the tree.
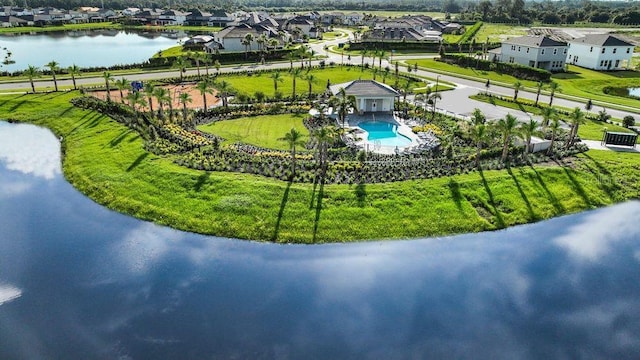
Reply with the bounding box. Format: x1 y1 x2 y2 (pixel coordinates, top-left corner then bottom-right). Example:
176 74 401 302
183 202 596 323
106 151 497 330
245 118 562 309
196 79 213 114
596 109 611 122
548 82 559 106
286 51 297 70
496 114 518 163
215 80 232 108
23 65 40 93
115 78 129 104
378 49 386 70
144 82 155 116
242 33 254 59
361 49 367 68
67 64 80 90
623 115 635 128
331 87 357 127
429 91 442 121
311 126 338 171
46 61 60 92
102 71 114 102
306 73 316 98
270 71 283 93
541 106 557 128
153 87 170 120
256 34 266 52
279 128 306 175
126 90 147 114
513 81 522 101
472 108 486 126
468 122 487 168
520 118 539 156
291 68 302 99
213 59 221 75
535 81 543 106
173 56 189 83
179 92 192 123
547 117 561 156
565 107 585 148
189 51 206 78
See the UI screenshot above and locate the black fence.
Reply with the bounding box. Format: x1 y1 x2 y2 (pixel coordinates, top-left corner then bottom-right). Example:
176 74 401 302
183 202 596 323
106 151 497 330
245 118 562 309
602 131 638 148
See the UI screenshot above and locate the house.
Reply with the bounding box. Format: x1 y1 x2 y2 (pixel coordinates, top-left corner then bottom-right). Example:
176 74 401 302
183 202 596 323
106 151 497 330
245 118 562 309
158 9 188 26
567 34 634 71
209 9 234 27
344 12 363 26
491 35 568 72
122 7 140 16
185 9 212 26
207 24 279 53
285 16 318 39
329 80 400 113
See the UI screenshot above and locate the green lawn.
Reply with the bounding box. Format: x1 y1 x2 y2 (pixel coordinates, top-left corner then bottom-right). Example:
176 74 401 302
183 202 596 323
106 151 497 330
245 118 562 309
1 91 637 243
411 58 540 87
472 23 529 43
222 66 418 98
153 45 195 58
198 114 309 150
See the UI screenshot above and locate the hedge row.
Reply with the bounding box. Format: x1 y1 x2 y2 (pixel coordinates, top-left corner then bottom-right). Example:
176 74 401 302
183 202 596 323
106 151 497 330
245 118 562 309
456 21 483 44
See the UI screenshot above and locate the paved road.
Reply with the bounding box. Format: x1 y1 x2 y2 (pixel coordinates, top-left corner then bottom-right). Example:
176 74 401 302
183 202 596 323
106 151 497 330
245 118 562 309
3 28 640 124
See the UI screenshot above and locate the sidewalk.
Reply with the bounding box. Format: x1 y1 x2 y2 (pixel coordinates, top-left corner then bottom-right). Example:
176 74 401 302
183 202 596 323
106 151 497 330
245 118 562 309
582 140 639 153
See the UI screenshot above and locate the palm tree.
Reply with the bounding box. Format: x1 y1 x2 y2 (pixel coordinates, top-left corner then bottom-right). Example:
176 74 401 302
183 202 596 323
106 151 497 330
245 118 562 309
360 49 367 68
331 87 357 127
153 87 170 120
213 59 221 75
428 91 442 121
173 56 189 83
67 64 80 90
520 118 539 156
548 82 559 106
179 92 192 123
472 108 486 126
378 49 386 70
311 126 338 171
286 51 297 70
126 90 147 114
541 106 557 128
23 65 40 93
143 82 155 115
534 81 543 106
468 122 487 168
202 54 211 77
215 80 232 108
279 128 306 175
242 33 254 59
46 61 60 92
307 48 316 67
496 114 518 163
189 51 205 78
115 78 129 103
306 73 316 98
256 34 266 52
291 67 302 99
547 117 561 156
270 71 283 93
565 107 586 148
196 79 213 114
102 71 114 102
513 81 522 101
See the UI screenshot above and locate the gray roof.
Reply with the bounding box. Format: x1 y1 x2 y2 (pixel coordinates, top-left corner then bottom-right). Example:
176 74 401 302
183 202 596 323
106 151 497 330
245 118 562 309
330 80 399 97
570 34 633 47
504 35 567 47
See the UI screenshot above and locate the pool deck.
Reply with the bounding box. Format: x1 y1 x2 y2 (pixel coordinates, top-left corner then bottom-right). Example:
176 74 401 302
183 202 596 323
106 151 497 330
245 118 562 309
339 112 432 155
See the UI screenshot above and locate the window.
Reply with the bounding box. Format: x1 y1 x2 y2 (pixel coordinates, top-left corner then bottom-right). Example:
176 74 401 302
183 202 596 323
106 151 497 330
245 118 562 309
590 46 593 52
600 60 604 67
518 46 521 52
569 55 572 60
615 60 620 67
526 47 529 53
627 48 631 53
541 49 545 55
553 48 557 55
602 48 605 54
613 48 617 54
563 48 567 54
559 61 563 68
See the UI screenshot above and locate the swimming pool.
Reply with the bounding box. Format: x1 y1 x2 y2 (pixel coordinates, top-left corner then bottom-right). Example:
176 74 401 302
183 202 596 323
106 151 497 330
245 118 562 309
359 121 412 147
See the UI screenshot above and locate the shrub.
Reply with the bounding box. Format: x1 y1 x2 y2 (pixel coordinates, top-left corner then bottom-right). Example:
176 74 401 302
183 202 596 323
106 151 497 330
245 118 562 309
623 115 636 128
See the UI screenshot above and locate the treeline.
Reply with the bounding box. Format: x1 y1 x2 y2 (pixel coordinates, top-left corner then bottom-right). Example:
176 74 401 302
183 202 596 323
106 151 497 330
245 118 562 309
458 0 640 25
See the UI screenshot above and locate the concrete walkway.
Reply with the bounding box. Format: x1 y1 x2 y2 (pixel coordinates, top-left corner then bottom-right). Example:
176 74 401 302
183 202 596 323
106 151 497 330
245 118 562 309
581 140 639 153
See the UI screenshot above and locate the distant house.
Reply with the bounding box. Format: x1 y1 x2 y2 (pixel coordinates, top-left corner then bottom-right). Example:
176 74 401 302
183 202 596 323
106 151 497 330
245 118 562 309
209 9 234 27
207 24 279 53
158 9 188 26
185 9 212 26
329 80 399 113
285 16 319 39
567 34 634 71
491 35 568 72
122 7 140 16
0 15 27 27
344 12 363 26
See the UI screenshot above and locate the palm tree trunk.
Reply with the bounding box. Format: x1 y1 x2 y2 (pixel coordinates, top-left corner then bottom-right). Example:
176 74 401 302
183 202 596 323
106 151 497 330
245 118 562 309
72 75 77 90
119 89 124 103
476 143 482 168
203 94 208 114
547 135 555 156
501 136 509 163
183 104 188 123
147 96 154 115
30 79 35 93
52 73 58 92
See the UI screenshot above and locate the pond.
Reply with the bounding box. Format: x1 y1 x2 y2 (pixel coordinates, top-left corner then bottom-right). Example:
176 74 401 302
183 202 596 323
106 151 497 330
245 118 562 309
0 29 188 72
1 121 640 359
628 87 640 97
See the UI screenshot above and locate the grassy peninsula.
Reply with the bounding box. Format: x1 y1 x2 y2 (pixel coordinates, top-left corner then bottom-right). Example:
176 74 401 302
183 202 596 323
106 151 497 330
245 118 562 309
1 92 638 243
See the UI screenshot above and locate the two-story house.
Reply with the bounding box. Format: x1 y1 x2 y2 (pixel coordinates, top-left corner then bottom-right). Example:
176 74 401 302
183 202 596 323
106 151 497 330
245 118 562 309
567 34 634 70
491 35 568 71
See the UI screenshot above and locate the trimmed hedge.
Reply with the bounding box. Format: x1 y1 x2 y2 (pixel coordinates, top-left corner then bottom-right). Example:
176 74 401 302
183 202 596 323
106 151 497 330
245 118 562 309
438 54 552 82
457 21 483 44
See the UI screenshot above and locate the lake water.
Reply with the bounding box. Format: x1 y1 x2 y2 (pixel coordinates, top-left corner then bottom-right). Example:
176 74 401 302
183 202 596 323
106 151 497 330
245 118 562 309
628 87 640 97
1 121 640 359
0 29 186 72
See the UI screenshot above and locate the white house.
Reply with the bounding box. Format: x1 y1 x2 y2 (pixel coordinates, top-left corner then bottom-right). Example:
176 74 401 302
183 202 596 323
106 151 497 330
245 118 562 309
567 34 634 71
329 80 399 113
491 35 568 71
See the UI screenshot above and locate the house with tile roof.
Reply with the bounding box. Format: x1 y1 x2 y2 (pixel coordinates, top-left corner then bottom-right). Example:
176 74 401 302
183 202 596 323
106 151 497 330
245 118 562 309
329 80 399 113
567 34 634 70
491 35 568 71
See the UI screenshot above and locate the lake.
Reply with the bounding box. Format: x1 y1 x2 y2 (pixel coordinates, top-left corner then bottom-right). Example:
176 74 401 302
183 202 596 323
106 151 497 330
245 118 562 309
0 29 187 72
1 121 640 359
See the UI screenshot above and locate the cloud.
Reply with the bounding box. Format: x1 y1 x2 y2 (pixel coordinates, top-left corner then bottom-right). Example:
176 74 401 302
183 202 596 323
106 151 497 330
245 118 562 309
0 283 22 306
0 123 61 180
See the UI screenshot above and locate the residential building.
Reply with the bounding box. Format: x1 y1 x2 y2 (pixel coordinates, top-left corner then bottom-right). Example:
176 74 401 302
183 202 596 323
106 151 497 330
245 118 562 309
329 80 399 113
491 35 568 71
567 34 634 70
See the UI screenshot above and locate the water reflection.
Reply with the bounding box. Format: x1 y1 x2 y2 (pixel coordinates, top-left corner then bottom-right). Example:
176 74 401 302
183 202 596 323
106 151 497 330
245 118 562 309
0 122 60 180
0 122 639 359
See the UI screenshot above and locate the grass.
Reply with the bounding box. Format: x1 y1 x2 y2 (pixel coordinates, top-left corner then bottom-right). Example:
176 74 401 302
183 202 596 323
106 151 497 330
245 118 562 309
222 66 419 98
198 114 309 150
1 91 638 243
469 93 637 142
153 45 193 58
408 58 640 111
472 23 529 43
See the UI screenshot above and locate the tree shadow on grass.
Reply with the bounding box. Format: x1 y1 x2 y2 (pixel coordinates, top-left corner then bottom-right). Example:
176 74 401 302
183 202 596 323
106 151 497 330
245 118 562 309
527 164 565 213
8 99 28 112
309 174 318 209
126 152 149 172
0 93 27 108
579 153 617 199
506 166 536 221
312 176 325 243
69 111 96 134
193 171 210 192
109 129 132 147
355 182 366 207
479 170 506 228
272 180 293 242
448 178 463 212
555 159 592 205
